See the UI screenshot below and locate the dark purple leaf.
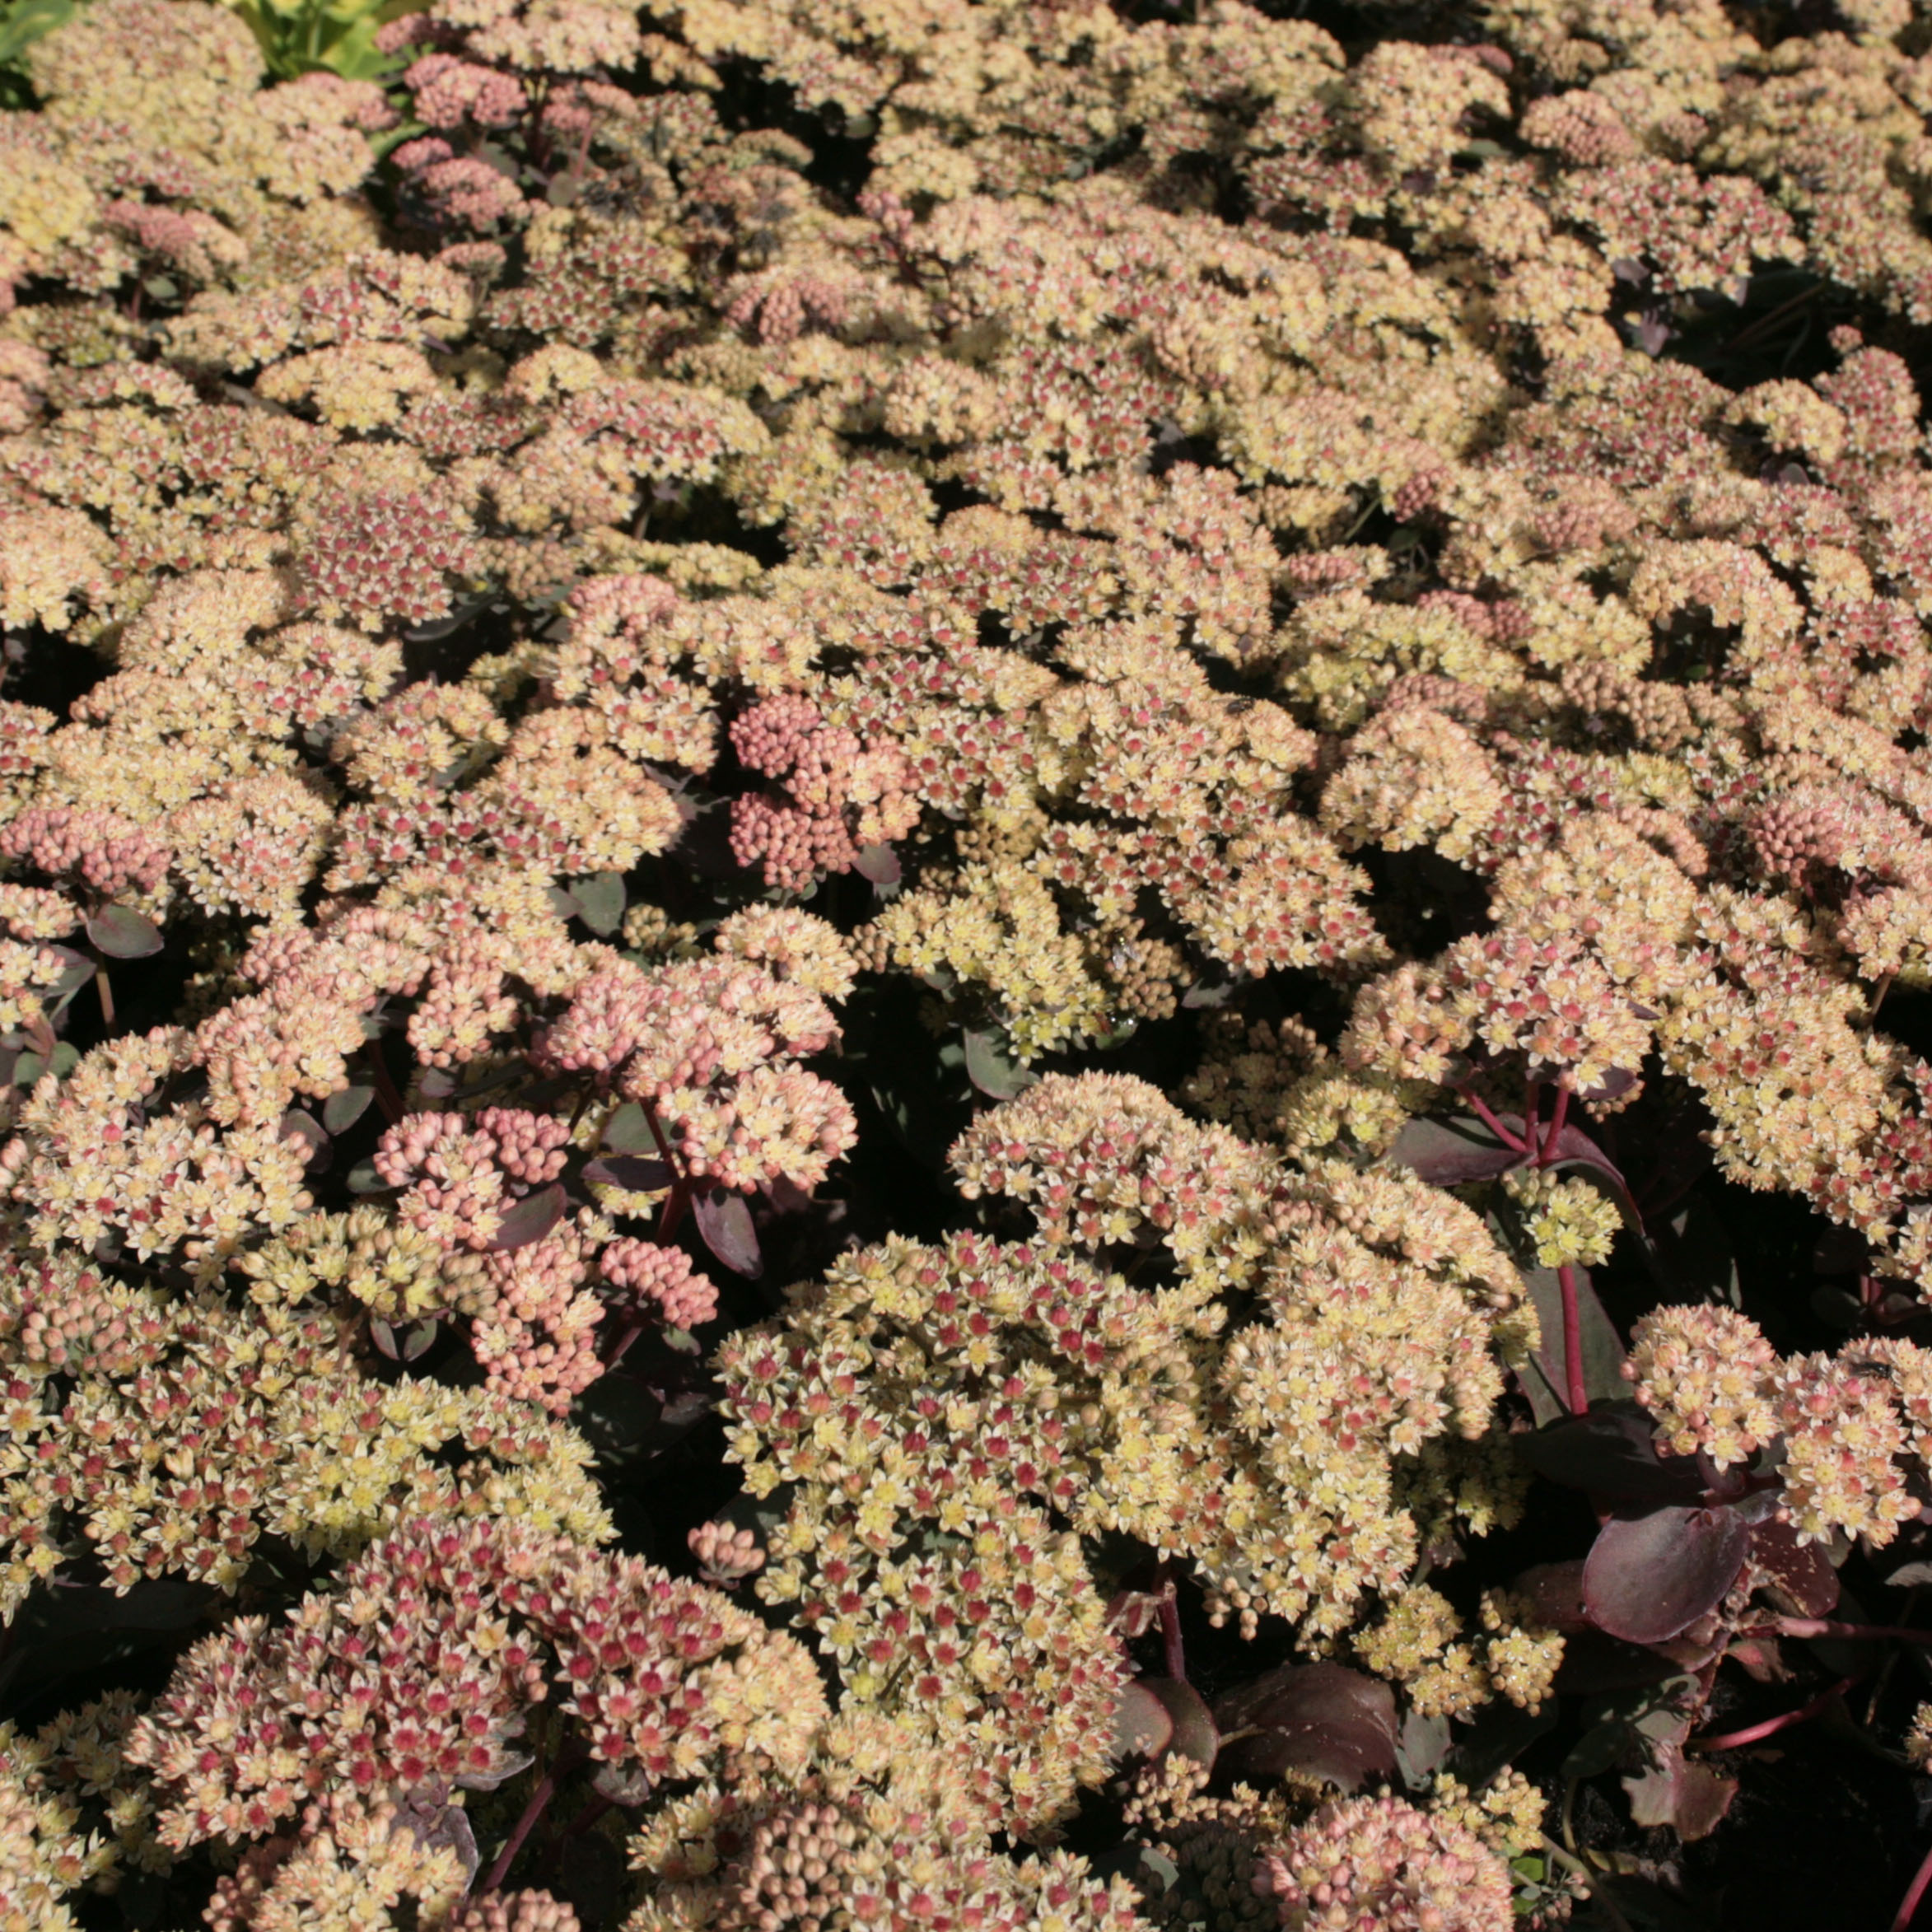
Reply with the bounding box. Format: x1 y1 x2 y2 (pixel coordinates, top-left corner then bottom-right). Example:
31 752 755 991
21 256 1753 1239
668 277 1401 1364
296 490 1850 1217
1584 1505 1751 1645
1749 1516 1840 1618
347 1158 394 1195
401 1318 439 1363
1444 1696 1559 1791
1624 1745 1736 1841
86 903 163 959
1213 1663 1397 1791
1395 1709 1453 1785
1516 1402 1706 1507
1572 1066 1641 1107
855 842 901 886
323 1085 376 1134
1112 1681 1174 1762
417 1069 456 1099
1387 1114 1521 1186
1553 1630 1681 1696
693 1190 763 1277
1520 1263 1628 1427
1542 1119 1631 1193
763 1174 814 1215
1887 1561 1932 1589
1508 1561 1593 1633
279 1109 329 1170
1141 1678 1218 1767
370 1316 400 1361
396 1792 480 1884
488 1183 566 1252
963 1027 1035 1101
657 1388 717 1432
584 1155 673 1192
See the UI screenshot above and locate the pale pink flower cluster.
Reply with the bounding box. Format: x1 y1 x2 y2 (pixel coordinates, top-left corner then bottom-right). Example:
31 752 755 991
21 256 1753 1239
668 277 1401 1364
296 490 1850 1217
599 1238 718 1328
728 693 918 891
537 958 855 1192
1253 1795 1511 1932
0 804 169 899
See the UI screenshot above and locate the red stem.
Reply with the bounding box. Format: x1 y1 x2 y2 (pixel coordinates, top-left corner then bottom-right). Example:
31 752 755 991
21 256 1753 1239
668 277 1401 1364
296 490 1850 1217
1156 1570 1186 1683
1538 1085 1570 1165
1692 1676 1855 1751
1523 1078 1541 1154
365 1038 407 1127
1462 1088 1528 1154
481 1734 589 1893
1757 1617 1932 1647
1557 1262 1588 1415
1897 1841 1932 1932
637 1100 693 1242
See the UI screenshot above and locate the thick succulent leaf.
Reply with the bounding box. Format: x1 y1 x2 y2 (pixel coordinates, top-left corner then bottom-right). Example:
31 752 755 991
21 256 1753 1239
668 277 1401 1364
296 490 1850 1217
1213 1663 1397 1791
488 1183 567 1252
1517 1402 1706 1507
87 903 163 959
1386 1113 1522 1185
1624 1745 1737 1841
1395 1709 1453 1785
569 871 627 936
693 1189 763 1277
278 1108 329 1170
601 1102 658 1155
1507 1561 1594 1633
855 842 901 885
584 1155 673 1193
1748 1516 1841 1618
323 1084 376 1134
1142 1678 1218 1767
1584 1505 1751 1645
1111 1681 1174 1762
963 1026 1036 1100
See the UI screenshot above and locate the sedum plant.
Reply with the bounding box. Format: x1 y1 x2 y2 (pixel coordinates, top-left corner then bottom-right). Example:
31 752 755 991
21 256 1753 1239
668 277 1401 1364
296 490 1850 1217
11 0 1932 1926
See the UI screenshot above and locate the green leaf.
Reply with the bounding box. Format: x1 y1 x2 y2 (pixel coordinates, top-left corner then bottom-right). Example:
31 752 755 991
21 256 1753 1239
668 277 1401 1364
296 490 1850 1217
569 871 627 936
13 1041 78 1087
323 1085 376 1134
963 1026 1037 1101
0 0 77 68
600 1101 657 1155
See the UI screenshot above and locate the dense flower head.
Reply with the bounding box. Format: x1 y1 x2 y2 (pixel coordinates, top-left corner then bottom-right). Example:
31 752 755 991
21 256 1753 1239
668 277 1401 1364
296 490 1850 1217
1253 1795 1512 1932
124 1514 828 1847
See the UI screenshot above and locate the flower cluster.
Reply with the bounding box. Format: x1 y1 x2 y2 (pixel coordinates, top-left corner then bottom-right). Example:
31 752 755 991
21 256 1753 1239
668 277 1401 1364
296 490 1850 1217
719 1077 1533 1832
1253 1795 1512 1932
